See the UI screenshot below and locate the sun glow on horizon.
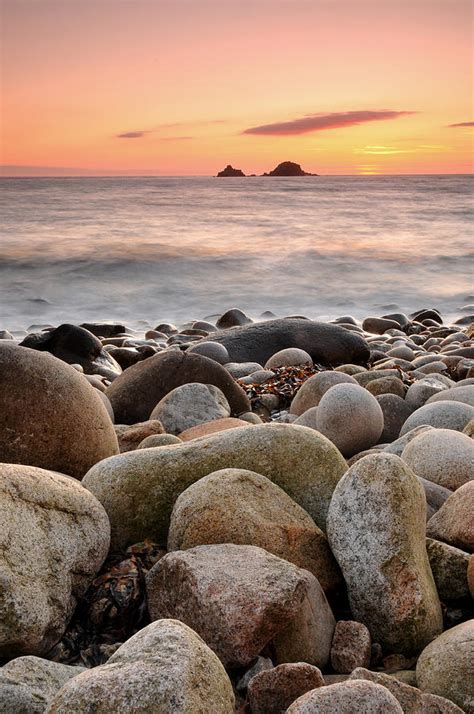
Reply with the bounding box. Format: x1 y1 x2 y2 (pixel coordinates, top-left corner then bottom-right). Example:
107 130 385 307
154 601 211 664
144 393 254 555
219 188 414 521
1 0 473 176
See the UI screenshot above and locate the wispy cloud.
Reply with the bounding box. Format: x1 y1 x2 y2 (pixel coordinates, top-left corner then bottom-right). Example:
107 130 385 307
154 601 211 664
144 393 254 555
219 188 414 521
243 110 416 136
355 145 410 155
447 121 474 128
116 118 229 140
117 130 150 139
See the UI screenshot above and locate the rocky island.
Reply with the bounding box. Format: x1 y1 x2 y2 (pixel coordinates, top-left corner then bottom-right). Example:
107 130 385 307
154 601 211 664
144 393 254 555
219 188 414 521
216 165 246 177
216 161 317 177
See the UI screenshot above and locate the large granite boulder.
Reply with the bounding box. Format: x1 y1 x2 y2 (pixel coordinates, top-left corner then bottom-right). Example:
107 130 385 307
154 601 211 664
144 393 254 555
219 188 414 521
286 680 403 713
400 400 474 435
349 668 464 713
20 323 121 380
82 423 348 549
0 657 85 713
416 620 474 713
105 349 250 424
47 619 235 713
426 481 474 551
0 343 119 479
0 464 110 658
167 468 341 591
327 454 443 654
150 383 231 434
146 544 335 668
211 319 370 366
401 428 474 490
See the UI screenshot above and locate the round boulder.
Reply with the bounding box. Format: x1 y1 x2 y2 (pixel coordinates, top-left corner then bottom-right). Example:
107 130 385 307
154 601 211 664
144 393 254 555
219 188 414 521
187 341 229 364
290 371 357 416
401 428 474 490
265 348 313 370
287 680 403 713
150 382 231 435
168 468 341 591
47 619 235 713
316 383 384 457
400 400 474 435
416 620 474 713
0 343 118 479
105 349 250 424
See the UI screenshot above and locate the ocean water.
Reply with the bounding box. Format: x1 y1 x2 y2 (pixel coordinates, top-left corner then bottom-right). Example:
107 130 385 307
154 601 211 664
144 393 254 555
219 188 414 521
0 175 472 330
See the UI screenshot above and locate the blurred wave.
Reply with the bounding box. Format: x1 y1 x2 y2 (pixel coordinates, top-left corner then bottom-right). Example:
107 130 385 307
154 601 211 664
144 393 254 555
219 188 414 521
0 175 472 328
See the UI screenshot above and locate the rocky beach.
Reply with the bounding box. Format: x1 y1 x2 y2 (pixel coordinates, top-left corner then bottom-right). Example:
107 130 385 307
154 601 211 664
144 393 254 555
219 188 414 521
0 306 473 712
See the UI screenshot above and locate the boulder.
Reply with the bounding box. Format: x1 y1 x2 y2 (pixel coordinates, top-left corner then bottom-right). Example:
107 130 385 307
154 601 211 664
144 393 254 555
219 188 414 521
115 419 164 452
420 478 453 520
384 425 434 457
426 538 470 600
330 621 371 674
20 323 121 380
349 668 464 713
82 423 347 549
265 348 313 369
146 544 335 668
316 384 384 457
401 429 474 490
426 481 474 551
366 376 406 398
167 468 341 591
0 343 118 479
0 657 84 714
105 349 250 424
0 464 110 658
248 663 324 714
376 394 414 443
327 454 443 654
294 407 320 429
427 384 474 407
400 400 474 435
211 319 370 366
47 619 235 713
416 620 474 713
178 417 249 440
137 433 182 448
187 341 229 364
405 379 451 410
286 680 403 713
216 308 252 328
290 371 357 416
150 383 231 435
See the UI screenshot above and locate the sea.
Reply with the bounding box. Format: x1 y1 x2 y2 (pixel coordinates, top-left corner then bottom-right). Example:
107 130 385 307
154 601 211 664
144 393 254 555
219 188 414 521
1 175 472 331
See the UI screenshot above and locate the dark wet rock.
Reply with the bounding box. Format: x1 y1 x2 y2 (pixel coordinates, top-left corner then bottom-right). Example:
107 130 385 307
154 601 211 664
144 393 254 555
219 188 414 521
216 308 253 329
105 349 250 424
211 318 370 366
362 317 403 334
376 394 414 442
80 322 127 338
410 308 443 324
216 164 246 177
20 323 122 380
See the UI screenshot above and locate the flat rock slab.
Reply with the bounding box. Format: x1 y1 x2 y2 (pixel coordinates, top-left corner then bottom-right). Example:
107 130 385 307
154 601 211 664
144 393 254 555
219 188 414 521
211 319 370 366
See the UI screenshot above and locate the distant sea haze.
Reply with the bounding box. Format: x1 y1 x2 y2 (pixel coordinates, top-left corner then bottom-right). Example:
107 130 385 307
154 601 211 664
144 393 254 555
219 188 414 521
0 175 472 329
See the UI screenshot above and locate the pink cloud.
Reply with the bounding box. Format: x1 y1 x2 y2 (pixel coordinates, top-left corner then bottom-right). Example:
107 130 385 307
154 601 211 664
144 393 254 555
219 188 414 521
243 110 416 136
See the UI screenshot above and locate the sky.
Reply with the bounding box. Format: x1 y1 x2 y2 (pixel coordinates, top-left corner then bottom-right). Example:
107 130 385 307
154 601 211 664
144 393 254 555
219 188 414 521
1 0 473 176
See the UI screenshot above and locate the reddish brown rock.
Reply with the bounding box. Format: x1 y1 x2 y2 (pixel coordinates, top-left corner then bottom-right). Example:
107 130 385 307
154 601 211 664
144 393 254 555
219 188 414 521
145 544 335 668
426 481 474 552
330 621 372 674
248 663 324 714
115 420 164 452
178 417 249 440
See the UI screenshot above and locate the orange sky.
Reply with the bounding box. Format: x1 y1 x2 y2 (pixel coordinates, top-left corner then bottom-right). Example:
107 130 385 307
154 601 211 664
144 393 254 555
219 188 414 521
1 0 473 175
